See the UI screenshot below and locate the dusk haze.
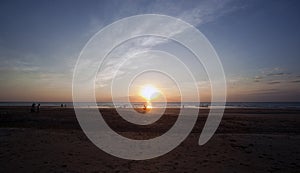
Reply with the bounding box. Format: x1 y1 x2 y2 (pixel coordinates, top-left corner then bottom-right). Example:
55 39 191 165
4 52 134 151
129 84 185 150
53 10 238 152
0 0 300 172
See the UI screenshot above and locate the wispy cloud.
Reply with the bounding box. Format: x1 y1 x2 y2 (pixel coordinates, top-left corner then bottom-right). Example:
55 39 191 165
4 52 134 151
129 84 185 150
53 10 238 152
266 72 290 77
254 75 263 82
268 81 281 84
291 80 300 83
252 67 295 84
261 67 290 77
94 0 242 87
179 0 242 26
0 50 40 73
261 67 300 84
246 88 279 95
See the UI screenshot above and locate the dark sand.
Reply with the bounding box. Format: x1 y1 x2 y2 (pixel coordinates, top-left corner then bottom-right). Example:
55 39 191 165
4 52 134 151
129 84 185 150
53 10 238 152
0 107 300 172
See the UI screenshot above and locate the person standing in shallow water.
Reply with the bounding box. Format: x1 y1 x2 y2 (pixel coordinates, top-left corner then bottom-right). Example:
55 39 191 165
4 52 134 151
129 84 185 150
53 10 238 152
37 104 40 112
31 103 36 112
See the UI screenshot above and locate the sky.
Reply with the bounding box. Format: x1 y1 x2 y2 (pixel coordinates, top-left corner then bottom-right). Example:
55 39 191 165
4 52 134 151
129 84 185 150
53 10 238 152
0 0 300 102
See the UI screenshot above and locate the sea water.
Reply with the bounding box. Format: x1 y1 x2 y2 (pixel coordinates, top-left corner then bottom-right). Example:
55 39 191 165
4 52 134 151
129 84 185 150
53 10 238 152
1 102 300 109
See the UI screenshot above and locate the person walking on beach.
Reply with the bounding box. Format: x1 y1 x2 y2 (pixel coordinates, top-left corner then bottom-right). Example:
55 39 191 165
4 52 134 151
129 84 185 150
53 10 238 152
37 104 40 112
31 103 36 112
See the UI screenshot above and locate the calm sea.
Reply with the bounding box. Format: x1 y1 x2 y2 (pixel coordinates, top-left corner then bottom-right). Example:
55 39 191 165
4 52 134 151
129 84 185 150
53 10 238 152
0 102 300 109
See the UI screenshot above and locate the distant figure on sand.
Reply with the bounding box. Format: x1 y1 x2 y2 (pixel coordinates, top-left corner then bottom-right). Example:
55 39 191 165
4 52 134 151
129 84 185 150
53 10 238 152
37 104 40 112
143 104 147 110
61 104 63 108
31 103 36 112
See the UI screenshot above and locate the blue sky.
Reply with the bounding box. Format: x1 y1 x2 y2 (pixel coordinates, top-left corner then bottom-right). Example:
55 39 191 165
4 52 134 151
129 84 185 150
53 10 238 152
0 0 299 102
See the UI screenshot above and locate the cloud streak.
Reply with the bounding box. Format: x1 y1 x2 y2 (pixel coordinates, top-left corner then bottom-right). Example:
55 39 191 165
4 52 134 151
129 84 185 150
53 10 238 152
268 81 281 84
95 0 242 87
291 80 300 83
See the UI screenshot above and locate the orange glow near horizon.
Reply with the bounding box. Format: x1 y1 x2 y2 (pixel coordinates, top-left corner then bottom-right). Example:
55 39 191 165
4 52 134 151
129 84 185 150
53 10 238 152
139 84 161 110
139 84 160 101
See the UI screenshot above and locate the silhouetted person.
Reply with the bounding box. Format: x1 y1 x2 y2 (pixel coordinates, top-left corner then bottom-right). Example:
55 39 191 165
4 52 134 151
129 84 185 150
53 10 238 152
31 103 36 112
37 104 40 112
61 104 63 108
143 104 147 110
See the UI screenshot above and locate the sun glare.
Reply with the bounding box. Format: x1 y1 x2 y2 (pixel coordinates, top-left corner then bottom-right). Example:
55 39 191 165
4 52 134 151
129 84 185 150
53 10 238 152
140 85 159 101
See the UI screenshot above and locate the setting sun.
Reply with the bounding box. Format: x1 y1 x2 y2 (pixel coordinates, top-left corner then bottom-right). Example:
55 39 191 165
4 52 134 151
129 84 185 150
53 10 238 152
140 85 159 101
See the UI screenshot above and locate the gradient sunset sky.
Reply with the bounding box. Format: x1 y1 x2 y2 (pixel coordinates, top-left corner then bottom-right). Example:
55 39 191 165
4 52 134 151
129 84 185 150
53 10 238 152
0 0 300 102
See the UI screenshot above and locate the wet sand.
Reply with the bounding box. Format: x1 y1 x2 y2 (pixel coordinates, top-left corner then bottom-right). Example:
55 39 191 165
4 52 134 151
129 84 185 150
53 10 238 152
0 107 300 172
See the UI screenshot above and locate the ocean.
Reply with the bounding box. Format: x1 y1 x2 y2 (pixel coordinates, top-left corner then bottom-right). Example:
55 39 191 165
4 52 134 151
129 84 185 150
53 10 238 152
0 102 300 109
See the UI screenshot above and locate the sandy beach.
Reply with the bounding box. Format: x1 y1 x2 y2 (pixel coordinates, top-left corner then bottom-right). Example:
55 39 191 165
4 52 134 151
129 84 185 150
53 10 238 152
0 107 300 172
